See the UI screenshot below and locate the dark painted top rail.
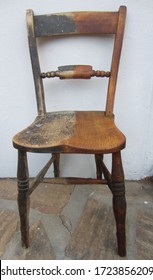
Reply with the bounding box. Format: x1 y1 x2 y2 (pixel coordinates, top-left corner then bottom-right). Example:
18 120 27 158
34 11 118 37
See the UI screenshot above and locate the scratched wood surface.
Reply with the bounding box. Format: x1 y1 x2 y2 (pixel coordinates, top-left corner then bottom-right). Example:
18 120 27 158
13 111 125 153
34 11 119 37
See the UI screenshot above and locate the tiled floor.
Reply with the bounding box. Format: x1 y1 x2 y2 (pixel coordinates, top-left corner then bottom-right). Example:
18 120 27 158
0 178 153 259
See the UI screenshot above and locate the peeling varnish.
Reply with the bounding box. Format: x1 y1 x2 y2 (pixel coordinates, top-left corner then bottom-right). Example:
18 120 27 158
14 111 76 148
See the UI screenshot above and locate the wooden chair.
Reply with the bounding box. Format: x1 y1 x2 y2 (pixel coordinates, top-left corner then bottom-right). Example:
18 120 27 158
13 6 127 257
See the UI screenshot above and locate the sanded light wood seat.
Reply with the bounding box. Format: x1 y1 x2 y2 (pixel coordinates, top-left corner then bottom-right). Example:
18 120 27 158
12 6 127 257
13 111 126 153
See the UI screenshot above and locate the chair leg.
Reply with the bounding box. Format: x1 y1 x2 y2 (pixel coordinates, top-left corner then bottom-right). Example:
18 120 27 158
111 151 126 257
95 154 103 179
53 153 60 177
17 150 30 248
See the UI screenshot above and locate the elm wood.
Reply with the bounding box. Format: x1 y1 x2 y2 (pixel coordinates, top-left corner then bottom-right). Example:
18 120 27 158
13 111 126 154
41 177 107 185
34 11 119 37
17 150 30 248
28 155 56 195
111 151 126 257
41 65 110 79
13 7 127 257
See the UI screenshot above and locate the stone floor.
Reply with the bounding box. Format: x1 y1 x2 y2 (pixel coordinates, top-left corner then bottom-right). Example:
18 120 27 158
0 178 153 260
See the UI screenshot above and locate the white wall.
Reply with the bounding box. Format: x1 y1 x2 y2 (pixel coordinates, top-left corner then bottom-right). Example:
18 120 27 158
0 0 153 180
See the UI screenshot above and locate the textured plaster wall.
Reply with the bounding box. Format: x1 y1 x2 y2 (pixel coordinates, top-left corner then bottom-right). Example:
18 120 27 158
0 0 153 180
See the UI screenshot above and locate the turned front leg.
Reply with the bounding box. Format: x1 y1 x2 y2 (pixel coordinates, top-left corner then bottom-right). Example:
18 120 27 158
111 151 126 257
17 150 30 248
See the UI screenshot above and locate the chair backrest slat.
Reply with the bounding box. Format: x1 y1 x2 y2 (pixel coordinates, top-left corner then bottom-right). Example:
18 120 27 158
34 12 118 37
26 7 126 116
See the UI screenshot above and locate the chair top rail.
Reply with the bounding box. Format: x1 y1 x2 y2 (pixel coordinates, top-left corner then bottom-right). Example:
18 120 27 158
33 11 119 37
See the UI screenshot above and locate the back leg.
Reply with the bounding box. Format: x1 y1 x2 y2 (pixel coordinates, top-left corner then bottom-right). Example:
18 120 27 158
53 153 60 177
95 154 103 179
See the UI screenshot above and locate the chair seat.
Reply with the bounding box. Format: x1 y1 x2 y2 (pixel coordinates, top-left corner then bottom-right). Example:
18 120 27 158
13 111 126 153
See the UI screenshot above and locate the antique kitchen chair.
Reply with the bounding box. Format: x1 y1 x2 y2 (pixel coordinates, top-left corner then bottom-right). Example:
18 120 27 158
13 6 127 256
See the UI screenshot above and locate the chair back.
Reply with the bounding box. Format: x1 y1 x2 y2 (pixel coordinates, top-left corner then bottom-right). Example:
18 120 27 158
26 6 126 116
